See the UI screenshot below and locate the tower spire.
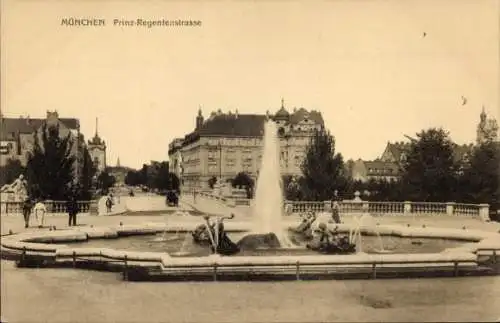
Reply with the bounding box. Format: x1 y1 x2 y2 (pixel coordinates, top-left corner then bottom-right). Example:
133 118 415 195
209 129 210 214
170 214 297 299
281 98 285 109
95 117 99 136
480 105 487 121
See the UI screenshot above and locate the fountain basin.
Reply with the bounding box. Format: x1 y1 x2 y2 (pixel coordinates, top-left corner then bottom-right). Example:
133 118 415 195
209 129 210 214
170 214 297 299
1 222 499 281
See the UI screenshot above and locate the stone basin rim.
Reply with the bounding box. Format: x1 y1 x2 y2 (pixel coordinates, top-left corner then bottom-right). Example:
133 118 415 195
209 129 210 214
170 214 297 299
1 222 499 266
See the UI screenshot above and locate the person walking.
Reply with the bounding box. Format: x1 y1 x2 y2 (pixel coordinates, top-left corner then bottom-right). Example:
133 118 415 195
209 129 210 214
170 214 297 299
67 194 79 226
22 197 33 228
33 199 47 228
106 194 113 213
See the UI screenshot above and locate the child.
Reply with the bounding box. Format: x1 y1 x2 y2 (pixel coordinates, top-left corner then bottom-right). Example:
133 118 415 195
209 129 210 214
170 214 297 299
33 200 47 228
106 195 113 213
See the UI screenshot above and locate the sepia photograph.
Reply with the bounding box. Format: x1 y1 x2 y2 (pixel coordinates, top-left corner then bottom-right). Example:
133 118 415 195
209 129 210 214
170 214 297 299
1 0 499 322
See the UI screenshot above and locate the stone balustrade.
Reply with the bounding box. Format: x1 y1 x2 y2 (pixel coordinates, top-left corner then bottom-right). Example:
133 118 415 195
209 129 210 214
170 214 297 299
285 200 489 219
191 191 489 220
1 200 94 215
196 191 251 207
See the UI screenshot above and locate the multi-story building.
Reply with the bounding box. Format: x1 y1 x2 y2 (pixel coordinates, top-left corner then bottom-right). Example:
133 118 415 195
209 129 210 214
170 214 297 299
347 139 475 183
0 111 108 184
168 100 324 190
0 111 81 168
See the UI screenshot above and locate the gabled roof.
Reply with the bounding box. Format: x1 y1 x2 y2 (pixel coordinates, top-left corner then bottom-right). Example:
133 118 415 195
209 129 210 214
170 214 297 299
384 142 411 162
197 114 267 137
0 117 79 140
383 140 474 163
289 108 324 125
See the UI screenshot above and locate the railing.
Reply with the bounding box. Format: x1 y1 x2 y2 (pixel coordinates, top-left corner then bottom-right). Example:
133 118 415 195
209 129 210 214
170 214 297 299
283 200 489 219
453 203 481 216
192 191 489 219
1 200 93 215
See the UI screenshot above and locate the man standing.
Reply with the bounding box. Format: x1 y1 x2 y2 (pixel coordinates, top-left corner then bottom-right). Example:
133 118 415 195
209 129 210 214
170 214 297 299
67 194 79 226
33 199 47 228
22 198 33 228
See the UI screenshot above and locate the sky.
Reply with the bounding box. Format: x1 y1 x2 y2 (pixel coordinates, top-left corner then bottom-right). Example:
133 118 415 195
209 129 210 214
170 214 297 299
1 0 499 169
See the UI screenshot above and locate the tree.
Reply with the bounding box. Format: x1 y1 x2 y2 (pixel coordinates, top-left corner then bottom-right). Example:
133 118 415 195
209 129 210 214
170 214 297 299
459 142 500 207
231 172 255 198
282 175 304 201
152 161 170 191
231 172 253 188
400 128 458 202
26 123 75 200
300 129 347 201
78 147 97 200
125 170 141 186
96 169 116 195
168 172 180 193
0 158 25 187
208 176 217 189
139 164 149 186
364 178 402 201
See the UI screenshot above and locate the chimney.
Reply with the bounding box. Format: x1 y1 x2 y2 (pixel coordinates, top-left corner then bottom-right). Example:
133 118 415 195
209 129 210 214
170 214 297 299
235 109 239 118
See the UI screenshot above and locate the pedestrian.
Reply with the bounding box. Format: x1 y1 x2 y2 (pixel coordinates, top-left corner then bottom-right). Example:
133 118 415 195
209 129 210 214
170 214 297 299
22 197 33 228
106 194 113 213
67 194 78 226
331 199 341 224
33 199 47 228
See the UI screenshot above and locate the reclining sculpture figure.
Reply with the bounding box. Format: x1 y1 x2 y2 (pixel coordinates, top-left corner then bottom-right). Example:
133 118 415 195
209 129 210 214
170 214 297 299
191 214 240 255
306 223 356 254
293 211 317 240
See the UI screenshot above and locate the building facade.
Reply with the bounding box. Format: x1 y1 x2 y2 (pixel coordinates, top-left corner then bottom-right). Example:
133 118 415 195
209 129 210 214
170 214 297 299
0 111 81 168
168 100 324 190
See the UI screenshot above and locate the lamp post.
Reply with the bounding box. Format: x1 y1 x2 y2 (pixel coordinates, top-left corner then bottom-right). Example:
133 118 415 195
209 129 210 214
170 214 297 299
218 139 222 183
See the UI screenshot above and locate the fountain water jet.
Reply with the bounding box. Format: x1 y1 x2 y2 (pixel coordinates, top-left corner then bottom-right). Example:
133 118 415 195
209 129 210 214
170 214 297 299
250 120 294 248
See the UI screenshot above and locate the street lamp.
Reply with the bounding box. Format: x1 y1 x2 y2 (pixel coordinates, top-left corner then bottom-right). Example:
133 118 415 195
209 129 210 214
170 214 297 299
218 139 222 183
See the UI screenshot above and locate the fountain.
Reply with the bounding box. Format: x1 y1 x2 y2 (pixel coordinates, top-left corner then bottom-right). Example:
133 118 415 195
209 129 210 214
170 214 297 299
348 213 390 254
245 120 295 249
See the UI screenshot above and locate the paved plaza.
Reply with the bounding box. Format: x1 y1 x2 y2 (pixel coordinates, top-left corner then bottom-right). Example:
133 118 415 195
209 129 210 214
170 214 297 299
1 195 500 322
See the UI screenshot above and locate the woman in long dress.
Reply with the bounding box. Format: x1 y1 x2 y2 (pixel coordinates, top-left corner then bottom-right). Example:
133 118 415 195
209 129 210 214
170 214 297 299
33 200 47 228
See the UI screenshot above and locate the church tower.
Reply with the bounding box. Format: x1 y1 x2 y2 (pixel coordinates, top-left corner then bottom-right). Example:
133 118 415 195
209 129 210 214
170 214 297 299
476 106 499 144
87 117 107 173
196 107 204 129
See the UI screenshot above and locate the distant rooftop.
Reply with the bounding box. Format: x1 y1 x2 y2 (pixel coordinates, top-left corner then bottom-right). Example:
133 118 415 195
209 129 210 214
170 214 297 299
0 113 79 140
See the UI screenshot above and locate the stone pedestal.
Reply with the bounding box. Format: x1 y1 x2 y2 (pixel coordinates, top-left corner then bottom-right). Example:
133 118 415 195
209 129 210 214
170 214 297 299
404 201 411 214
446 202 456 216
478 204 490 222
